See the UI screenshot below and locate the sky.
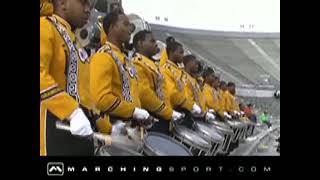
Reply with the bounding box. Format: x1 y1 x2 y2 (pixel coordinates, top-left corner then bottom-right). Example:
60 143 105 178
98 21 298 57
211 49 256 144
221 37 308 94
122 0 280 33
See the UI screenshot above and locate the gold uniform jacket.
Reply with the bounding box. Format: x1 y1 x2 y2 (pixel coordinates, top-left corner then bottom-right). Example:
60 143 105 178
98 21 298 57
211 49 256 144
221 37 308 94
202 83 221 112
40 15 111 155
133 54 173 120
184 72 206 112
162 60 194 111
217 89 229 118
90 42 141 119
225 91 240 113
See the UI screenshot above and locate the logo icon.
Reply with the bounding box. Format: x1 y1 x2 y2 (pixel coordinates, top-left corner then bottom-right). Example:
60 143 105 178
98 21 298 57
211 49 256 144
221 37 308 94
47 162 64 176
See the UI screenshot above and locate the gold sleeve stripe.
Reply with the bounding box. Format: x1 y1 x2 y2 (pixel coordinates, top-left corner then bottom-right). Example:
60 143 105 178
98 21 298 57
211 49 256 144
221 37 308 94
40 85 58 94
40 86 64 101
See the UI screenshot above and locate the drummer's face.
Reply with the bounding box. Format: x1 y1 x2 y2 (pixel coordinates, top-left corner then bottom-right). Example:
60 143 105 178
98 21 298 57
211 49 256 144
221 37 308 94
221 84 227 91
143 33 159 57
213 78 220 88
206 74 215 85
229 86 236 95
191 60 199 74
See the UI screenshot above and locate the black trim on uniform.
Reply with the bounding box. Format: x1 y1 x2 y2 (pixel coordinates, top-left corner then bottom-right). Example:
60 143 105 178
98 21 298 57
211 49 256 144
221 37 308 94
153 102 166 114
104 98 121 113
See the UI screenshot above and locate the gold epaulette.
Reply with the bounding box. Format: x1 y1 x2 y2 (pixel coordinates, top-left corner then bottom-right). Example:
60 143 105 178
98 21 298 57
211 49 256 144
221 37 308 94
97 44 112 53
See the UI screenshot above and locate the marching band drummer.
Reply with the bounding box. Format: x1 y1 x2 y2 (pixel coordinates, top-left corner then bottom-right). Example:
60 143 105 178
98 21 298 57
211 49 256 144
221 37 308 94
40 0 112 156
90 12 153 132
211 75 222 114
201 67 220 116
217 81 233 120
161 41 203 129
132 30 184 135
182 55 216 123
226 82 241 119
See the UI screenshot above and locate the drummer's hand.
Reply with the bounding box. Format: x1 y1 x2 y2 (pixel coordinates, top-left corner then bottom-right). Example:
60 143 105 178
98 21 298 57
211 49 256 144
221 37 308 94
234 110 241 117
132 108 154 128
133 108 150 120
191 103 202 116
224 112 232 120
208 109 215 114
69 108 93 137
142 116 156 129
205 112 216 121
172 111 184 121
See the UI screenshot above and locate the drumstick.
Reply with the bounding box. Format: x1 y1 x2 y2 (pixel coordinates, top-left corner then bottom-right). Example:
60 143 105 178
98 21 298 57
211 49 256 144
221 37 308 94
140 127 144 140
55 121 112 145
139 116 158 140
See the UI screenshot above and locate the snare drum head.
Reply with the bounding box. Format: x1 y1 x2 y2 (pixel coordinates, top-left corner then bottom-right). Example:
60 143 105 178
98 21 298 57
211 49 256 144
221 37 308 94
174 126 211 149
206 120 233 134
194 121 224 142
143 132 192 156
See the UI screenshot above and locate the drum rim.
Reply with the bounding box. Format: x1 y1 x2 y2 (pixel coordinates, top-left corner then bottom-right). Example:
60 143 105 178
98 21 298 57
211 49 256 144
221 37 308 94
205 121 234 134
143 132 193 156
207 120 230 129
173 126 212 150
226 120 246 128
97 144 143 156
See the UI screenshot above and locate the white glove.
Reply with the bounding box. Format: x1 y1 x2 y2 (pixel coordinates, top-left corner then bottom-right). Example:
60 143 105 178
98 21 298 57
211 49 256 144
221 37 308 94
234 110 241 116
69 108 93 136
205 112 216 121
208 109 215 113
172 111 183 121
191 103 202 115
133 108 150 120
240 111 245 115
224 112 232 119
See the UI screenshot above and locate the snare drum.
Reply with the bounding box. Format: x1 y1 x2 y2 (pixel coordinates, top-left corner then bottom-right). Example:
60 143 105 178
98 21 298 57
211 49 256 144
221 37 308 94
226 120 246 142
193 121 224 156
95 132 143 156
206 120 234 154
142 132 192 156
172 125 211 156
